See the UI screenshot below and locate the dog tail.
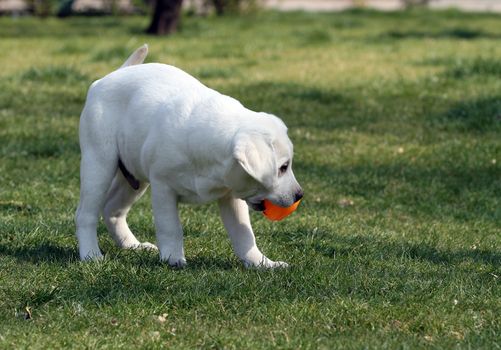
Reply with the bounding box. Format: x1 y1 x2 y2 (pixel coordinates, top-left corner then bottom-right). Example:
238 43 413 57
120 44 148 69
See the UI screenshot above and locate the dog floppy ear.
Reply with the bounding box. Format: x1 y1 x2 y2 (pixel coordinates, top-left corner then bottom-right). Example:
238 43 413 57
233 132 277 190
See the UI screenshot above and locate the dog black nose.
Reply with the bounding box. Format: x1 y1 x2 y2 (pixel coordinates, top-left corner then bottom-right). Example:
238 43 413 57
294 189 304 202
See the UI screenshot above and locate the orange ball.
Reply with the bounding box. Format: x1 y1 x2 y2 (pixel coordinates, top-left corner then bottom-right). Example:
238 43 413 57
262 199 301 221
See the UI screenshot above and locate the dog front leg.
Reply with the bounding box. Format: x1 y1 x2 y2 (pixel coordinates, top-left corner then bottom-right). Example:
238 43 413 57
218 196 288 268
151 181 186 267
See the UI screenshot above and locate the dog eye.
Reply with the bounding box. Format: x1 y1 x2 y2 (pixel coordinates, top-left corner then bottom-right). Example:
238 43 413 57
279 162 289 175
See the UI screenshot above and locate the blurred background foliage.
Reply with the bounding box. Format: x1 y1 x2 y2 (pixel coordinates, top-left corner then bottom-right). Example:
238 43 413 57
7 0 262 17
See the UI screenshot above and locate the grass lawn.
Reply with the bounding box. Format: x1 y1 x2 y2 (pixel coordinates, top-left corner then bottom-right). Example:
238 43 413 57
0 9 500 349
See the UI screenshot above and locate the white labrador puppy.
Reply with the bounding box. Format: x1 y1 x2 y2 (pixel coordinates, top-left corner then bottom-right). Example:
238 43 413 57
76 45 303 268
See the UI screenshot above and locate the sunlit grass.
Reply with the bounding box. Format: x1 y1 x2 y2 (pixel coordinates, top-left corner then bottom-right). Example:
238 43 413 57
0 9 500 349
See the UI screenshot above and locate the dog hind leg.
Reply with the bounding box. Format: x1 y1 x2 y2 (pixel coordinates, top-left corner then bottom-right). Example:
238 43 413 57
75 151 118 260
150 180 186 267
102 171 156 251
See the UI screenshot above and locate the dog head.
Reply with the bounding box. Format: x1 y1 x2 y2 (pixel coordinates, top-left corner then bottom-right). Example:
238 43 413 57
230 113 303 211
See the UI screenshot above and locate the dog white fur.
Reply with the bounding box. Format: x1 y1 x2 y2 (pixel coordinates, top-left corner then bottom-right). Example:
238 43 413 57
76 45 303 268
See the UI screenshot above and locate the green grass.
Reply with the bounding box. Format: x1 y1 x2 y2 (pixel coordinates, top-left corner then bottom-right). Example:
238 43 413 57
0 9 500 349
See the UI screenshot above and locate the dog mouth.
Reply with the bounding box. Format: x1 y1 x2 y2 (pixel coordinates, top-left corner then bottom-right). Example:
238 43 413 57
249 200 265 212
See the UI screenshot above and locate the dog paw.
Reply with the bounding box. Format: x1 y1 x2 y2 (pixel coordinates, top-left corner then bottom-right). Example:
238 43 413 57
132 242 158 251
170 257 187 268
270 260 289 268
243 257 289 269
160 254 187 268
80 249 104 261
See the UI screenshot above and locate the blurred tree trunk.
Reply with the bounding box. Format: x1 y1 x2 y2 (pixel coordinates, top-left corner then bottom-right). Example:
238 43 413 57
212 0 226 15
147 0 184 35
401 0 429 7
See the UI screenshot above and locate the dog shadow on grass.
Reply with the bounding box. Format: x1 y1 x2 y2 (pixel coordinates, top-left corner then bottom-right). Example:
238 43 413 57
0 241 241 270
0 242 78 264
3 229 498 310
